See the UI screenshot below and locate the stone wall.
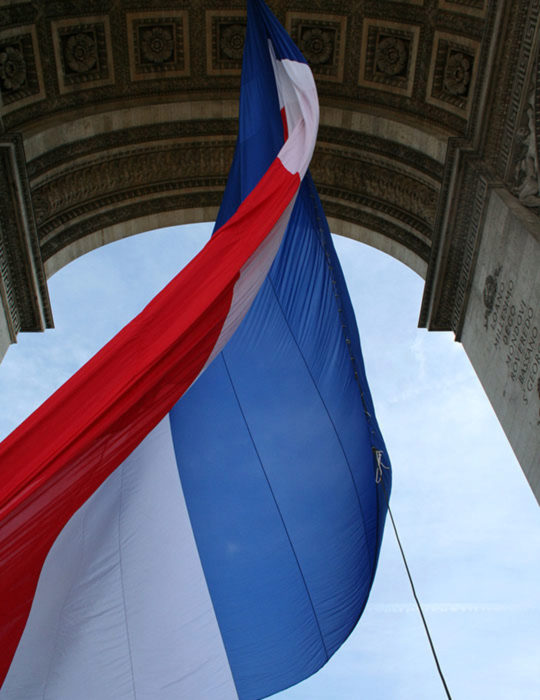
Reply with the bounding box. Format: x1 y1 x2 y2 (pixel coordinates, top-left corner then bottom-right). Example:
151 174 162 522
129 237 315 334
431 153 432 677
461 188 540 499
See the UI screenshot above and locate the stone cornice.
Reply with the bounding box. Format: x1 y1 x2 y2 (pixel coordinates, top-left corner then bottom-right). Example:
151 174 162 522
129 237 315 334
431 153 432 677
0 133 52 334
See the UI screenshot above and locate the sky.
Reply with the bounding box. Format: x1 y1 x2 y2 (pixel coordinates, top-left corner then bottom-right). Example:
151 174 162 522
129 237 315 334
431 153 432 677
0 223 539 700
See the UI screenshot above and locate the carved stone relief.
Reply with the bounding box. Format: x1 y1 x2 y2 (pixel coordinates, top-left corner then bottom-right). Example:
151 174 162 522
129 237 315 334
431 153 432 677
480 266 540 413
41 189 224 263
509 45 540 212
206 10 246 76
490 0 540 180
51 17 114 94
311 148 438 236
426 31 479 118
126 11 190 81
33 140 237 238
0 45 26 90
358 19 420 97
512 85 540 208
0 25 44 114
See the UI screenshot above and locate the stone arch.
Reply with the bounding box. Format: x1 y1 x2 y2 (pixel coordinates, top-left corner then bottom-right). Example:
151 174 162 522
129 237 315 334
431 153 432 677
0 0 539 500
37 98 443 279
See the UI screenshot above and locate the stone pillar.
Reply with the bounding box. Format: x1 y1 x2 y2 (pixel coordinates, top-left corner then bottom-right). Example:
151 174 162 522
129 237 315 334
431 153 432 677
421 147 540 503
0 303 11 362
0 134 53 359
461 189 540 498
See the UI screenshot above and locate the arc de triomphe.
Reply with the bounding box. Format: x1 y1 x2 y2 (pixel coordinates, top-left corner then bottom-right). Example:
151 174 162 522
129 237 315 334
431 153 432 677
0 0 539 501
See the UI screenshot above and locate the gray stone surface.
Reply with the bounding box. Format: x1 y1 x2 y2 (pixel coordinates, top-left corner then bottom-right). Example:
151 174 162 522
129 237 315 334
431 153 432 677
461 188 540 501
0 305 11 362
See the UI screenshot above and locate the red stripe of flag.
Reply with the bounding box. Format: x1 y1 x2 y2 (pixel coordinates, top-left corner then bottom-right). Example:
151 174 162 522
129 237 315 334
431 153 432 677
0 157 300 685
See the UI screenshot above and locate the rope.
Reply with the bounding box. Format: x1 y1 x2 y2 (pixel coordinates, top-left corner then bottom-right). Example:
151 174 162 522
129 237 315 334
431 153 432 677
374 450 453 700
374 449 390 484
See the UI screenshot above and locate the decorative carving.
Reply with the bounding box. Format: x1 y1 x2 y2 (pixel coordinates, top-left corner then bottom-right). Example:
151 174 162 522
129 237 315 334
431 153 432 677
0 0 496 135
300 28 333 65
0 136 52 334
421 155 490 334
452 173 488 334
140 27 174 64
318 125 444 181
127 12 189 81
426 32 479 118
376 37 408 77
52 17 114 94
312 148 437 234
28 118 239 179
512 87 540 207
0 0 500 306
287 13 347 82
44 1 112 17
33 141 236 234
206 11 246 76
64 32 98 74
483 264 502 330
0 26 44 112
41 190 225 264
493 0 540 179
220 24 245 61
443 51 472 96
0 45 26 90
359 20 420 97
0 220 19 335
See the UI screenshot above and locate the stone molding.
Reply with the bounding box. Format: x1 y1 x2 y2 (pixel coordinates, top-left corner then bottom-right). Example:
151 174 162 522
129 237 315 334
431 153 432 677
25 112 441 273
419 142 495 333
0 134 52 336
485 0 540 178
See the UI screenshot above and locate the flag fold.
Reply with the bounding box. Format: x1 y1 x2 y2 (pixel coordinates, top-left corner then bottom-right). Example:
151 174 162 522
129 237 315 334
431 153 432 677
0 1 389 698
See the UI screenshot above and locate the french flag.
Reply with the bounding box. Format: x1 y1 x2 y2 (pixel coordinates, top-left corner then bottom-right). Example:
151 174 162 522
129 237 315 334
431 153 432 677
0 1 390 698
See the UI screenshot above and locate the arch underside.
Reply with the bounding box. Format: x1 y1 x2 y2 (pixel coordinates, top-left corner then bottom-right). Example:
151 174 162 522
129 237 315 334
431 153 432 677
33 101 445 280
0 0 499 331
0 0 529 343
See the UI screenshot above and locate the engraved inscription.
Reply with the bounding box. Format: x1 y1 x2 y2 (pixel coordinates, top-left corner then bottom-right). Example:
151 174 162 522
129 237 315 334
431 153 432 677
483 266 540 412
504 300 539 407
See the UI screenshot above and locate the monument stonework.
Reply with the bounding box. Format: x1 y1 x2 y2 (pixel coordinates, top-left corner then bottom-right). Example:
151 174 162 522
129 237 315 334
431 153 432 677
0 0 539 500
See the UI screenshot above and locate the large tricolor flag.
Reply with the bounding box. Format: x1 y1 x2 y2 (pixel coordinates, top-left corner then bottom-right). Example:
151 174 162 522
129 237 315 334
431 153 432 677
0 1 390 698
